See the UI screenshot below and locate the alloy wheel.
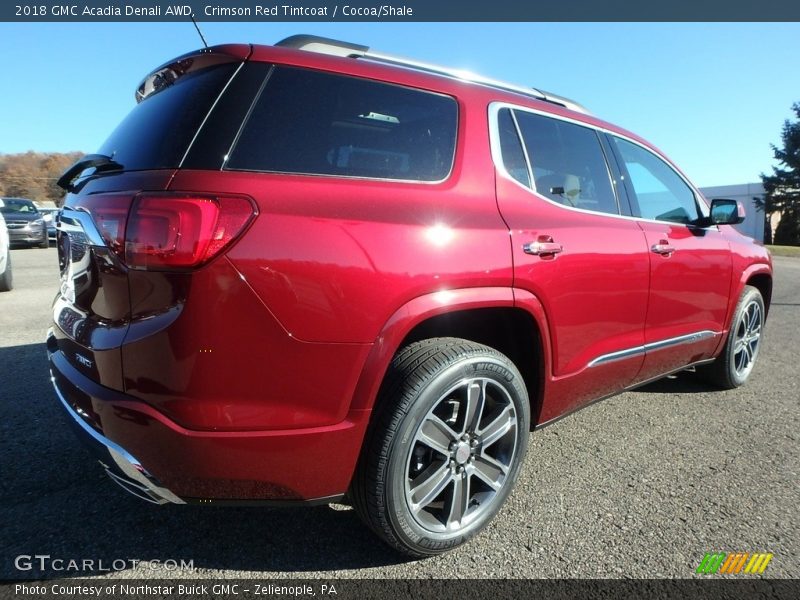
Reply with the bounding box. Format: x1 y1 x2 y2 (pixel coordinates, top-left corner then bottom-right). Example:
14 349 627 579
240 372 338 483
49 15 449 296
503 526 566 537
733 300 762 379
404 377 519 533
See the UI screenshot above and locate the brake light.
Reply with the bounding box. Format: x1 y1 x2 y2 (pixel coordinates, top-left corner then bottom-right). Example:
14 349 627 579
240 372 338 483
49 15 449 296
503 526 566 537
125 194 255 270
79 193 255 270
86 196 131 257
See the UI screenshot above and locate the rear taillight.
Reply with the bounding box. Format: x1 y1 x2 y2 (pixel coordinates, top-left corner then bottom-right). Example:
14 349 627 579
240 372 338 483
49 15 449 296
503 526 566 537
78 193 255 270
76 194 131 256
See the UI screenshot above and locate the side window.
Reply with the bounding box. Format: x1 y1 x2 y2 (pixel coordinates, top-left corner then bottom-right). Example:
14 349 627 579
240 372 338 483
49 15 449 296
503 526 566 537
497 108 531 188
226 66 457 182
612 137 699 225
514 111 619 215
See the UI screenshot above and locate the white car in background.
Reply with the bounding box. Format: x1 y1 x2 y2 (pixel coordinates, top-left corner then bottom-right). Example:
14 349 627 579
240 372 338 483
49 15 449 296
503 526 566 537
0 210 12 291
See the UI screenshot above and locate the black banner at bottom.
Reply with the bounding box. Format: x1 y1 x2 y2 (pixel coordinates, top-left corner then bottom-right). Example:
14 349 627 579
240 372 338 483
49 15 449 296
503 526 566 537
1 579 798 600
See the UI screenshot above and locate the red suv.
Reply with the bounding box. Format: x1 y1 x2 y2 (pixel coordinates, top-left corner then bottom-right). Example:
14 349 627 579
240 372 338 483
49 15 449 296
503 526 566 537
50 35 772 557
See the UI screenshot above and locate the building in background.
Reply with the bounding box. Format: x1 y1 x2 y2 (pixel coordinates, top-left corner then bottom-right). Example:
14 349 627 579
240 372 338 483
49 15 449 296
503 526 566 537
700 183 766 242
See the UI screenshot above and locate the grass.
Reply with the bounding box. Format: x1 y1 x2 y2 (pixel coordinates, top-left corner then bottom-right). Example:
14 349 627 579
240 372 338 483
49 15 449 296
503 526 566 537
767 245 800 257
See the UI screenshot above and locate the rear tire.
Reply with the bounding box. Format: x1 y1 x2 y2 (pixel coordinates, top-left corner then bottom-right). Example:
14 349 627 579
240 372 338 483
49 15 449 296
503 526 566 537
697 285 764 389
0 250 12 292
351 338 530 557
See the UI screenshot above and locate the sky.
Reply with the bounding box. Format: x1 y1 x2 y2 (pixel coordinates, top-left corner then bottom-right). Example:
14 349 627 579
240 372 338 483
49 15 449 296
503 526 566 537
0 22 798 187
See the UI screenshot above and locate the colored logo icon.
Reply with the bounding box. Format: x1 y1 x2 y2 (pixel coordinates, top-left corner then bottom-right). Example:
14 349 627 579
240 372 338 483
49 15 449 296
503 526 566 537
696 552 773 574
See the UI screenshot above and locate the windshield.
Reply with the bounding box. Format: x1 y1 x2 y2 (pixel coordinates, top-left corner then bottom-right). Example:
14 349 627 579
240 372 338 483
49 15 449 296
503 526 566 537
0 199 39 214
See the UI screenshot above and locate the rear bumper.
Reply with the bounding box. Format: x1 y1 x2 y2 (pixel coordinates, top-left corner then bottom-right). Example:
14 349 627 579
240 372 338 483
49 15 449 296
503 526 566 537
48 334 370 504
51 370 185 505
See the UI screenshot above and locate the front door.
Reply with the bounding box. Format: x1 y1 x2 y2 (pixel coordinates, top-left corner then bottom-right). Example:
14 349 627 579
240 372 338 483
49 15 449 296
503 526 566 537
607 135 732 384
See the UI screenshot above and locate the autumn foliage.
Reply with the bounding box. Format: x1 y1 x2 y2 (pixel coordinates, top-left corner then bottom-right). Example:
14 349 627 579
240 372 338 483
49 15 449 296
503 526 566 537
0 151 84 206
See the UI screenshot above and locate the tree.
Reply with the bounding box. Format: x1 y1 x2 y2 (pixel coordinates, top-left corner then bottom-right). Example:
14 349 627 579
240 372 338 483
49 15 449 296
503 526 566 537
0 151 83 206
40 153 83 205
761 102 800 246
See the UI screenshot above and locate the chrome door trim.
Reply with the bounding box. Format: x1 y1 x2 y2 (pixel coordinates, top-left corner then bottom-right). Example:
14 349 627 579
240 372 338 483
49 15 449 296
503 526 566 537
587 330 719 368
586 345 645 368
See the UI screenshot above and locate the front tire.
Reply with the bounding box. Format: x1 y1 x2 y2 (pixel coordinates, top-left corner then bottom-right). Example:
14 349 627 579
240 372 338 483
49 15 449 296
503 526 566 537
351 338 530 557
697 285 765 389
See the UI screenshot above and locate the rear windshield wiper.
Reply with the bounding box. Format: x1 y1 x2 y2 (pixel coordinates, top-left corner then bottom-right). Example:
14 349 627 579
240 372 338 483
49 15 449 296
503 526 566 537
57 154 124 193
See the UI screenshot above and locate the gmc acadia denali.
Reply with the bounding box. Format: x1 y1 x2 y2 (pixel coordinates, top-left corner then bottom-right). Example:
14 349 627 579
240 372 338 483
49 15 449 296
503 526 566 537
49 35 772 556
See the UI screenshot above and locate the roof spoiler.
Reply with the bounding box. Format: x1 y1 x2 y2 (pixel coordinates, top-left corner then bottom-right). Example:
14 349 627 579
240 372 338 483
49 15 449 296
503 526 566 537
135 44 251 103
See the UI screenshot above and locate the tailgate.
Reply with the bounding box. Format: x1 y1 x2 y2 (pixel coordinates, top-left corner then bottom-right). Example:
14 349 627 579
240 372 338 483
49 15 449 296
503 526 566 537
53 171 176 391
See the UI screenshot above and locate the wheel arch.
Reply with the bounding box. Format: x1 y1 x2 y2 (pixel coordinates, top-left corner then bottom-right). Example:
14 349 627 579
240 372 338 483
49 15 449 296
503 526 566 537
348 287 550 430
711 263 772 358
746 271 773 318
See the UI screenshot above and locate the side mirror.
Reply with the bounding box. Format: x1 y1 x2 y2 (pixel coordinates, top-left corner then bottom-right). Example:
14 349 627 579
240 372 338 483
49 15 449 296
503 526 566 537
708 198 745 226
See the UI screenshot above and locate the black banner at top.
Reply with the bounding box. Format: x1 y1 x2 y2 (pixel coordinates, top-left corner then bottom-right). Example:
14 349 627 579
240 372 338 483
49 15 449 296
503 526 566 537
3 0 800 22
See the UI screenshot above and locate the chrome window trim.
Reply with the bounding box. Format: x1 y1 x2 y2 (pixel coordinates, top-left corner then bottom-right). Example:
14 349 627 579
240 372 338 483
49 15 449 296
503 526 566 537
508 108 535 188
609 134 704 224
488 101 712 225
179 60 246 169
506 106 621 215
222 167 454 186
595 129 624 215
587 330 720 368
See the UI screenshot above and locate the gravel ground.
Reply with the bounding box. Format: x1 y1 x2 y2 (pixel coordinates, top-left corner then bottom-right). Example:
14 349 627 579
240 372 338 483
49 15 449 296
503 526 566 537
0 247 797 580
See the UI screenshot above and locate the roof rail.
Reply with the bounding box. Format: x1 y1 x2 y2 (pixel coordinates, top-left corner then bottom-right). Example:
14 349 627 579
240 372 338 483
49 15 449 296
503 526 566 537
275 35 591 115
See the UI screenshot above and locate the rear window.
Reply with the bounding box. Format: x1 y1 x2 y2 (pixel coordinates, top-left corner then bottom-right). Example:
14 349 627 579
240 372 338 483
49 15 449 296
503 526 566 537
97 63 238 171
225 67 457 182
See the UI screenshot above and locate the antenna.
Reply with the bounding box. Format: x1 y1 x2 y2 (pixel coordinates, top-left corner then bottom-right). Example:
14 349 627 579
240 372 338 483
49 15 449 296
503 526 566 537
190 14 209 49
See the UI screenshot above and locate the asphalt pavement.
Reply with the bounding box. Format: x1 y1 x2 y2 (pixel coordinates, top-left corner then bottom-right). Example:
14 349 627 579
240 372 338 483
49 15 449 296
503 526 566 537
0 246 797 580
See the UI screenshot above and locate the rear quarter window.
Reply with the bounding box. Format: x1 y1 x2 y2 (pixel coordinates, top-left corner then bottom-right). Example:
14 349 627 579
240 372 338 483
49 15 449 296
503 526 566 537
225 66 458 182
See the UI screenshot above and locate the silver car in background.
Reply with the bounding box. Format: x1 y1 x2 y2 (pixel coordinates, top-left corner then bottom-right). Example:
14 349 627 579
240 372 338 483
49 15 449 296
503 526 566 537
0 197 49 248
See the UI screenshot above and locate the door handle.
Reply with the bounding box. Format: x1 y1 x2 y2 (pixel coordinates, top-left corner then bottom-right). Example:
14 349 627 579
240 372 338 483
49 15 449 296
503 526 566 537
523 236 563 256
651 240 675 256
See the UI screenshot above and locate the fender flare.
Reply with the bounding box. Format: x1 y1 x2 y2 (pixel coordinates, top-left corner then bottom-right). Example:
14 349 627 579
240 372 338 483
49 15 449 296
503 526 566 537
347 286 553 413
738 262 773 307
713 262 773 356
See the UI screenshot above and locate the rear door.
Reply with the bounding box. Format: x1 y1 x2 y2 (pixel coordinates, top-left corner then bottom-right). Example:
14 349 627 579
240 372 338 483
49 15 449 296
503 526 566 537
491 105 651 422
606 134 731 384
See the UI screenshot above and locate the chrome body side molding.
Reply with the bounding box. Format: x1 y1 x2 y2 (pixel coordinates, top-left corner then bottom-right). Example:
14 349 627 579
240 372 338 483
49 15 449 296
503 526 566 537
587 330 719 368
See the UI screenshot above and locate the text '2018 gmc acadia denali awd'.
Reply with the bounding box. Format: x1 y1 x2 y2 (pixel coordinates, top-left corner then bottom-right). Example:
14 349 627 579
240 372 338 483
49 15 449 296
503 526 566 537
49 35 772 557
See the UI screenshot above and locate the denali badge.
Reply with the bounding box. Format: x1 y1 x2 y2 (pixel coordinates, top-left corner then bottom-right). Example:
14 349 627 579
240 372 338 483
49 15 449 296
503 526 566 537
74 353 93 369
